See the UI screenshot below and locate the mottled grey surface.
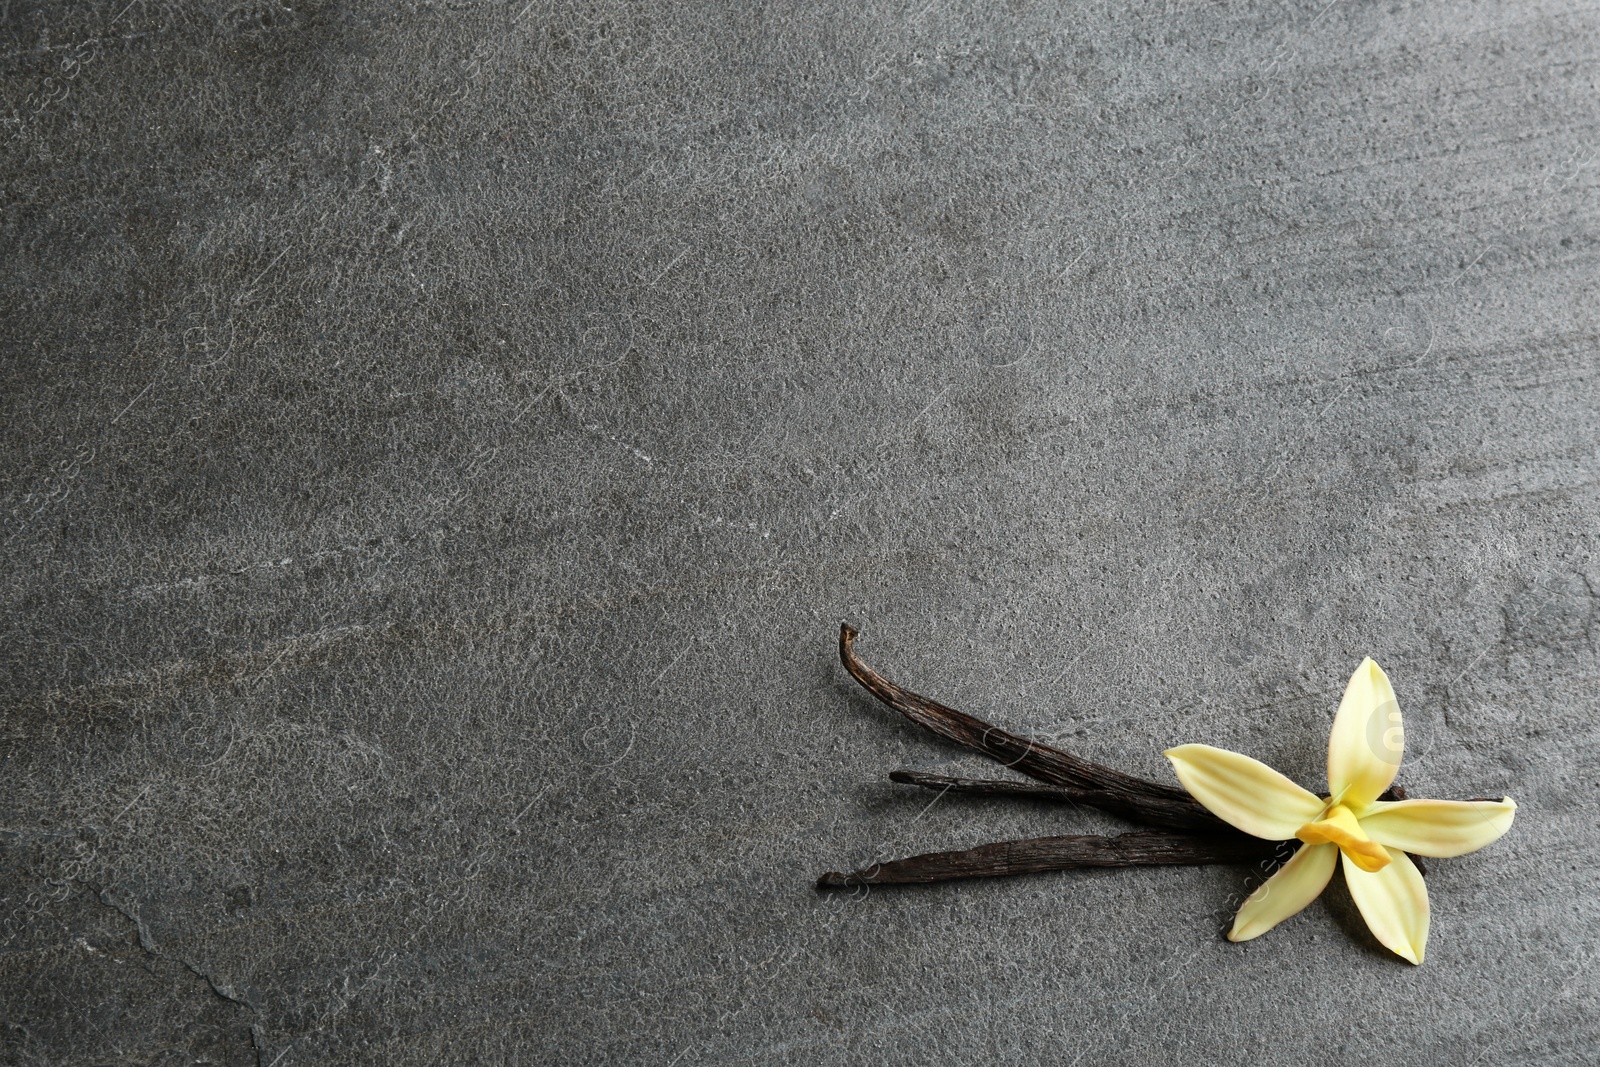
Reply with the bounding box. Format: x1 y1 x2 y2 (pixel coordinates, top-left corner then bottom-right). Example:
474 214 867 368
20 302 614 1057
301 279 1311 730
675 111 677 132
3 1 1598 1064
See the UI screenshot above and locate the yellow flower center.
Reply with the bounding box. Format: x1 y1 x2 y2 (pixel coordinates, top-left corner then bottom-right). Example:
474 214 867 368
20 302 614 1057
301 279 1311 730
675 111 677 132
1295 803 1391 872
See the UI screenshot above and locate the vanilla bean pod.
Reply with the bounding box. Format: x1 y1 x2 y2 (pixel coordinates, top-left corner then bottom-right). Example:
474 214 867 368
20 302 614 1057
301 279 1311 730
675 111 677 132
823 626 1424 889
839 624 1227 834
817 832 1281 888
832 776 1425 885
888 769 1139 808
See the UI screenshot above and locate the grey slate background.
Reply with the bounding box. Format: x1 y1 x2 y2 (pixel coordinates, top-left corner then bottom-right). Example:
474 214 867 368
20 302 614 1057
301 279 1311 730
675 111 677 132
3 0 1598 1063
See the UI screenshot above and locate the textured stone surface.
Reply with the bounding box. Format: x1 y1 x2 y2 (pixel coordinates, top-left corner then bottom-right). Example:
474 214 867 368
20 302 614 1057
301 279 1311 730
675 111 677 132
3 2 1598 1063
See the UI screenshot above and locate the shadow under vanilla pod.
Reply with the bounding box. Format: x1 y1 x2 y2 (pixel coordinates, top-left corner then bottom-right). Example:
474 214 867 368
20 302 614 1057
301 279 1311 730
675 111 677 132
818 626 1516 964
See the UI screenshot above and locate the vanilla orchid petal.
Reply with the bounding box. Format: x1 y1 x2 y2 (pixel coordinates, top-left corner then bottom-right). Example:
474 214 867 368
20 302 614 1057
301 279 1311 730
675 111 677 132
1228 842 1337 943
1327 658 1403 808
1163 744 1325 840
1359 797 1517 858
1343 846 1430 965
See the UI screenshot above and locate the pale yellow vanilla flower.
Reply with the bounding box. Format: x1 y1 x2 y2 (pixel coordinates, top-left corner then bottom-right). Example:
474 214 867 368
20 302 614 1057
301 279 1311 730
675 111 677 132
1164 659 1516 964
